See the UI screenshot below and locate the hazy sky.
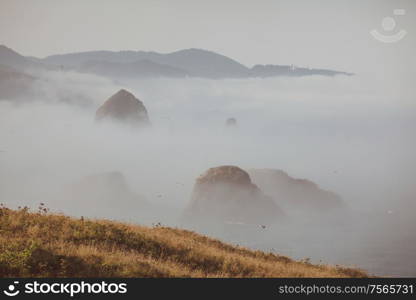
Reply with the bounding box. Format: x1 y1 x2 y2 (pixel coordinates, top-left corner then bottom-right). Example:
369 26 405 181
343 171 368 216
0 0 415 73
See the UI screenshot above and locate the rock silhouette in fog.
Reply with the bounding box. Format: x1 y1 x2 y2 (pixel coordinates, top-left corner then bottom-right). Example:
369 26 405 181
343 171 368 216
95 89 150 126
225 117 237 127
183 166 284 225
248 169 344 213
65 171 149 218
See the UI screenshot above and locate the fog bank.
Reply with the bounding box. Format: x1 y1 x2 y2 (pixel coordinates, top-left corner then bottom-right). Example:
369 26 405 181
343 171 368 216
0 71 415 276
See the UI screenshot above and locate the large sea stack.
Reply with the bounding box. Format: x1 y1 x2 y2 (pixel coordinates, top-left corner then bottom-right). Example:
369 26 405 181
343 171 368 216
183 166 284 225
95 89 150 126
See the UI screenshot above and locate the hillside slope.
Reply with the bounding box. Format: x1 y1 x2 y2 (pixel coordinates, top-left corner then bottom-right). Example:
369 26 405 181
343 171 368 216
0 207 367 278
0 64 36 100
0 45 46 71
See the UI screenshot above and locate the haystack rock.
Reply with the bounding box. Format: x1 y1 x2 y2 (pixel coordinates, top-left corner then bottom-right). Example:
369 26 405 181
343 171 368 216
95 89 150 126
183 166 284 225
248 169 344 213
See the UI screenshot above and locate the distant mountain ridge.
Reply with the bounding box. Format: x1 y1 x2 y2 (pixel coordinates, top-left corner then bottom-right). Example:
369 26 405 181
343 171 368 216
44 48 252 78
0 45 353 79
0 45 49 71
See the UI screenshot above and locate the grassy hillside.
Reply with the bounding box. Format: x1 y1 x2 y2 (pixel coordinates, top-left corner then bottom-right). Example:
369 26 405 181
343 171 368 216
0 206 367 277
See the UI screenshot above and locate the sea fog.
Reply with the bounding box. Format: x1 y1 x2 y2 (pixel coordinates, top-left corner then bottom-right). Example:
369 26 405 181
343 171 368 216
0 70 415 276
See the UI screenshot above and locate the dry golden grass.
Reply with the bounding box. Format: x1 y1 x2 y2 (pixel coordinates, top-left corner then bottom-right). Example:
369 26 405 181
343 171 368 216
0 206 367 278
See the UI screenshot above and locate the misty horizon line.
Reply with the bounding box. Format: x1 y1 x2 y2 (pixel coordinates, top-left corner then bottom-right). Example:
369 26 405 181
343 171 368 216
5 44 351 71
0 44 354 79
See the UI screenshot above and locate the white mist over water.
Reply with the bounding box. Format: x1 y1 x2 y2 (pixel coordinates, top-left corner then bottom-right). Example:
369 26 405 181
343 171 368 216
0 70 415 276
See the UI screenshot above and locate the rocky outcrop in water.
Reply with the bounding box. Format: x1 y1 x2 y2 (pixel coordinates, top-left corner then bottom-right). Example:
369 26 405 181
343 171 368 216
248 169 344 213
225 117 237 127
183 166 284 225
65 171 149 218
95 89 150 126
